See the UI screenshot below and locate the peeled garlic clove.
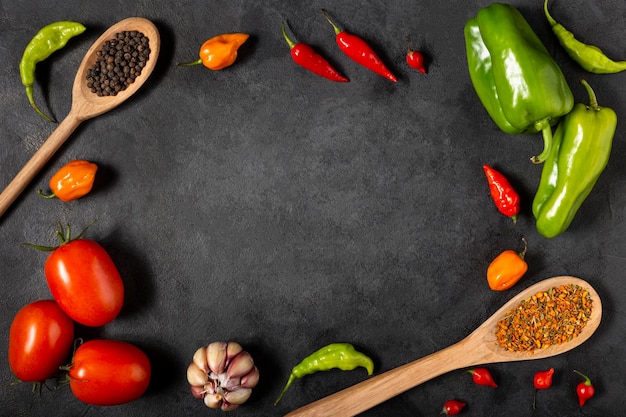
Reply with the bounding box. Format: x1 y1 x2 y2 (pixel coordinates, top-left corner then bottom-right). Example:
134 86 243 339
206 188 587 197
224 388 252 405
192 346 209 372
240 367 260 389
227 351 255 378
187 363 207 386
204 393 223 409
207 342 228 374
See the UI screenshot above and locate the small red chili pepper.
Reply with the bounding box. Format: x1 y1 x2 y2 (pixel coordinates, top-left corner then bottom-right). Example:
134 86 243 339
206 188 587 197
406 35 426 74
533 368 554 409
441 399 466 415
320 9 397 82
574 370 595 406
281 22 348 82
468 367 497 388
483 164 520 223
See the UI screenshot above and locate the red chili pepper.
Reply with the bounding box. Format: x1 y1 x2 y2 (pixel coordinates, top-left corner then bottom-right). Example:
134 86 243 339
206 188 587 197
281 22 348 82
442 399 466 415
406 36 426 74
468 367 497 388
483 164 520 223
574 370 595 406
533 368 554 409
320 9 397 82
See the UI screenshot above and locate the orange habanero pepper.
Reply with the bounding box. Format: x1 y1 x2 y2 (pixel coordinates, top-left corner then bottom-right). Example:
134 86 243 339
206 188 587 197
39 160 98 202
177 33 249 70
487 238 528 291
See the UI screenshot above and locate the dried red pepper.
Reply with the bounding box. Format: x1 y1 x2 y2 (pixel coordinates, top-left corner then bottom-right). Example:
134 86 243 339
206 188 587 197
281 22 348 82
574 370 595 406
533 367 554 409
468 367 497 388
406 36 426 74
442 399 466 415
483 164 520 223
320 9 397 82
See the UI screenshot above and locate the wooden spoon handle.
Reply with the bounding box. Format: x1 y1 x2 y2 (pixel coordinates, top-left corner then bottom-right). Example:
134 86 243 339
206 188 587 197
284 341 477 417
0 113 82 218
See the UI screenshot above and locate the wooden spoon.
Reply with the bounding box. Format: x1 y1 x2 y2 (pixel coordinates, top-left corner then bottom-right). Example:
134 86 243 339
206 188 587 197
285 276 602 417
0 17 160 218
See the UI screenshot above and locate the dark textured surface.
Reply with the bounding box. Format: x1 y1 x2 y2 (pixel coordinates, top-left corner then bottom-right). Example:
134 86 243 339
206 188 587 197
1 1 625 416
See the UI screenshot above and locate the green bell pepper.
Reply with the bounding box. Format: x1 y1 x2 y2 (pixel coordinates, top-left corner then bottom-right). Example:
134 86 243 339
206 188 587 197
464 2 574 163
533 79 617 238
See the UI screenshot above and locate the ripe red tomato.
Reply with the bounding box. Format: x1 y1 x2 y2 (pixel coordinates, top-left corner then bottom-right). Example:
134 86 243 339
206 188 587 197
44 239 124 327
69 339 151 406
8 300 74 382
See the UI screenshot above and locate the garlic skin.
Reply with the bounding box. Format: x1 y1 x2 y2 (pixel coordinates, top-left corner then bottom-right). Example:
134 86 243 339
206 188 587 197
187 342 259 411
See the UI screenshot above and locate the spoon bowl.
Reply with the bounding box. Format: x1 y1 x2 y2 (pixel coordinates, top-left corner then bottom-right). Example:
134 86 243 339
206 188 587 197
0 17 160 218
285 276 602 417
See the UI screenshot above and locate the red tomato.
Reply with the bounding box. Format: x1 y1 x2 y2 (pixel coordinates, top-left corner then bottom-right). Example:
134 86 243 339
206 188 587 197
44 239 124 327
8 300 74 382
69 339 151 406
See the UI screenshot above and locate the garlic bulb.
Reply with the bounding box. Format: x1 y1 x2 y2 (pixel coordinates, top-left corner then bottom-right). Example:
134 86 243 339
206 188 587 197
187 342 259 411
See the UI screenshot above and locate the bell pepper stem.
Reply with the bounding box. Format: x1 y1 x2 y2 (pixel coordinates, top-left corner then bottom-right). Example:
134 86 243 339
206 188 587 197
580 79 599 109
530 119 554 164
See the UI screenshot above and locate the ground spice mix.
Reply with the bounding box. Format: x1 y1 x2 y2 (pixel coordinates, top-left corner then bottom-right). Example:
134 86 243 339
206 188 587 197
496 284 593 352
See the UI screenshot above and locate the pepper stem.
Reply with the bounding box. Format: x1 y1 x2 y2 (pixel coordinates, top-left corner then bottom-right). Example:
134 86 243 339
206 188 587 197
176 59 203 67
36 189 57 199
530 119 554 164
573 370 592 386
320 9 343 35
273 373 296 405
543 0 558 28
580 79 599 109
281 22 296 50
25 86 55 123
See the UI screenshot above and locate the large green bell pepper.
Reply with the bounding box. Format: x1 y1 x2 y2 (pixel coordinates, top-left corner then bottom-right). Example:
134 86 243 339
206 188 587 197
464 2 574 163
533 79 617 238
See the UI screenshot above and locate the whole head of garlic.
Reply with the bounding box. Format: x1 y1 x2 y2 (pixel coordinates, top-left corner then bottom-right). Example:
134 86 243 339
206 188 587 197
187 342 260 411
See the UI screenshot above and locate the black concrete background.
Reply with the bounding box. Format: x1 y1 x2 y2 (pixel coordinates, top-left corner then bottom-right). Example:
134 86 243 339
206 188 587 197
1 1 625 416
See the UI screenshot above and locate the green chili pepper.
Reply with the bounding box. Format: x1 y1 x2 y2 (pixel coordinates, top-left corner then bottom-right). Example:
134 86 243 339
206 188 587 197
533 79 617 238
544 0 626 74
20 21 86 122
274 342 374 405
464 3 574 163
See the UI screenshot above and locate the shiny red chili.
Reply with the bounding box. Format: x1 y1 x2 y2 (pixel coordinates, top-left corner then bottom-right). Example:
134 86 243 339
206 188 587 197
281 22 348 82
574 370 595 406
534 368 554 390
442 399 466 415
483 164 520 223
321 9 397 82
406 36 426 74
533 368 554 409
468 367 497 388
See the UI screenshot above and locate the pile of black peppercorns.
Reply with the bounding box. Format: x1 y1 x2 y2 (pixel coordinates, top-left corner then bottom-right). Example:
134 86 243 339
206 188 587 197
86 31 151 97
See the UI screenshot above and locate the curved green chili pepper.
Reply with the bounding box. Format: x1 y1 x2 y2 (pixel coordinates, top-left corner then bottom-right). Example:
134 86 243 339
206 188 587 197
544 0 626 74
533 79 617 238
274 342 374 405
20 21 86 122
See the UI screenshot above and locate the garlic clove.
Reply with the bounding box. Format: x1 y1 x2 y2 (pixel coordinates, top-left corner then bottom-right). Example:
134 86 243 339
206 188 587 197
190 385 205 399
240 366 260 389
192 346 209 372
207 342 228 374
225 342 243 365
221 402 240 411
224 388 252 405
187 363 207 386
204 392 223 409
227 351 255 378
